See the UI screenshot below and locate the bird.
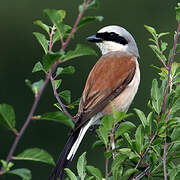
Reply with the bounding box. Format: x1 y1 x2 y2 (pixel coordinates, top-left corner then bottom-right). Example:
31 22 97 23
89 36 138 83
49 25 140 180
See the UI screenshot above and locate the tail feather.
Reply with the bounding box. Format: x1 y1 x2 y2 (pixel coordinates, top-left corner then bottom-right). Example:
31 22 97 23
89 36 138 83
49 117 98 180
49 130 80 180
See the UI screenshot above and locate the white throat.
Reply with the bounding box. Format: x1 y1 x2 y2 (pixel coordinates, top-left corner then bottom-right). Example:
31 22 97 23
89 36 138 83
96 41 129 55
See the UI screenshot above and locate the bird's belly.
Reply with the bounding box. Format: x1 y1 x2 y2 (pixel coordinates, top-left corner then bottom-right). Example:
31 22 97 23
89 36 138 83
102 62 140 114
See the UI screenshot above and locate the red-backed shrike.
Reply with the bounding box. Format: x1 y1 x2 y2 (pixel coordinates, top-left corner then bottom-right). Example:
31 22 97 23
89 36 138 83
50 25 140 180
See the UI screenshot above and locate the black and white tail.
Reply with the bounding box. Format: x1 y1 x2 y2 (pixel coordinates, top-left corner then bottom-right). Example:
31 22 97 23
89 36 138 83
49 118 95 180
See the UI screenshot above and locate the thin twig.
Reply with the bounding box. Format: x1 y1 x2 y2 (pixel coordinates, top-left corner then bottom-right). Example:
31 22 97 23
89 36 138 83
5 73 51 164
135 132 157 169
61 0 91 50
133 166 150 180
0 1 91 176
156 42 168 70
49 25 56 52
50 76 74 120
163 137 167 180
50 0 91 121
162 21 180 180
162 21 180 113
128 132 157 180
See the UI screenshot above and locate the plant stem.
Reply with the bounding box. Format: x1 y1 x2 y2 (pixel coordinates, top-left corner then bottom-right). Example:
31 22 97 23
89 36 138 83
162 21 180 180
0 0 91 175
50 0 91 121
50 75 74 120
128 132 157 180
162 21 180 113
135 132 157 169
156 41 168 70
61 0 91 51
163 137 167 180
133 166 150 180
6 73 51 163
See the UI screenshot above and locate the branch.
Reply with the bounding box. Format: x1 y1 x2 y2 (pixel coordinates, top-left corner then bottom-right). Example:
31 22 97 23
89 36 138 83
162 21 180 180
61 0 91 50
133 166 150 180
50 75 74 120
128 132 157 180
163 137 167 180
155 41 168 70
49 0 91 121
5 72 51 164
135 132 157 169
0 0 91 176
162 21 180 113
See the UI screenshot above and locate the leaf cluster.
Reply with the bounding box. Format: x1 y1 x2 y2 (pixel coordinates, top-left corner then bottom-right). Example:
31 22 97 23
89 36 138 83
64 3 180 180
0 0 103 179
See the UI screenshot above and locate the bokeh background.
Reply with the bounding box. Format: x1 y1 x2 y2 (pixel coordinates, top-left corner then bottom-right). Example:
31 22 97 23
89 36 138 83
0 0 178 179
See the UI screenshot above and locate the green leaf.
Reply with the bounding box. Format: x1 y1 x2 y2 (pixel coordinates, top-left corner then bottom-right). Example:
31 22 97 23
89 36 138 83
123 133 133 148
56 67 64 76
114 111 133 124
102 114 114 131
134 108 147 128
33 32 48 54
32 61 45 73
59 90 71 104
86 165 102 180
42 53 62 71
78 16 103 29
0 104 16 130
169 97 180 118
55 66 75 77
121 169 137 180
34 20 50 33
158 67 168 80
160 41 168 52
77 152 87 180
43 9 66 23
146 112 153 136
175 84 180 97
97 126 108 146
64 168 77 180
52 24 72 43
115 121 136 139
176 3 180 21
79 0 100 12
149 44 167 62
68 98 80 109
111 153 127 170
91 140 103 149
151 79 162 113
158 32 170 38
0 160 14 172
39 111 74 128
135 125 144 153
171 125 180 141
13 148 55 165
9 168 32 180
32 79 44 95
61 66 75 74
43 9 68 39
54 79 62 90
144 25 157 40
62 44 97 61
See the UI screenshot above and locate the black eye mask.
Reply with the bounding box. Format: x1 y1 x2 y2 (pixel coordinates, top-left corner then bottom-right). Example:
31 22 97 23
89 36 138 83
96 32 128 45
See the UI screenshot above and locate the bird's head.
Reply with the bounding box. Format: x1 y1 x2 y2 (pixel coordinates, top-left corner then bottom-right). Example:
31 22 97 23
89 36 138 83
86 25 139 58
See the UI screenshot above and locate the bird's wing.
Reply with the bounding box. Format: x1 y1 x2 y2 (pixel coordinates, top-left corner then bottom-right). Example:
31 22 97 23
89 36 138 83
75 52 136 130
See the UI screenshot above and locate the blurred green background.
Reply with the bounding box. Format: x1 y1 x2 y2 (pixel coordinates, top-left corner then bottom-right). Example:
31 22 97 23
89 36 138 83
0 0 178 179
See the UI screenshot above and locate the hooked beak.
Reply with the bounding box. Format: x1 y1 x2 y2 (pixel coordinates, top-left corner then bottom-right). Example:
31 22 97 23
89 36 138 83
86 35 103 43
